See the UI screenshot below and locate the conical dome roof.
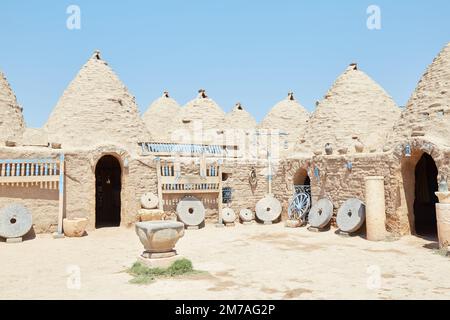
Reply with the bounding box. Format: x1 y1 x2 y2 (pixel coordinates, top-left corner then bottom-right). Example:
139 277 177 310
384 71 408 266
0 70 25 144
142 91 181 142
259 92 310 153
180 90 225 129
225 102 257 130
176 90 225 144
388 42 450 148
298 64 400 154
44 51 151 150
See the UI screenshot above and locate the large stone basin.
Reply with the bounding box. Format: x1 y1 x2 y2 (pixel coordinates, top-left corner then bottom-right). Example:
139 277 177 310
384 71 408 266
135 221 185 258
63 218 88 238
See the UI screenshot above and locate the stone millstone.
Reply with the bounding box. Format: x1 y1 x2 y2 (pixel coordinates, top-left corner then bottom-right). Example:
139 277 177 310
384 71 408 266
140 192 159 209
308 198 334 229
0 204 33 239
222 208 236 224
255 195 282 223
336 198 366 233
176 196 205 227
239 209 253 222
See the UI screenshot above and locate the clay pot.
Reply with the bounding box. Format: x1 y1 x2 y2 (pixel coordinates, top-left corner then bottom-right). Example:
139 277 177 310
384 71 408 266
135 221 185 254
436 192 450 204
354 140 364 153
63 218 88 237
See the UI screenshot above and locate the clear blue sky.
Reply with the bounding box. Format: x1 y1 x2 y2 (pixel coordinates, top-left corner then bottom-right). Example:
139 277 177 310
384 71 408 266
0 0 449 128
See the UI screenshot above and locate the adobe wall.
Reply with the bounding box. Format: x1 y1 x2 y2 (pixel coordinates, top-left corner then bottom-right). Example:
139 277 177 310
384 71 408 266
223 160 269 221
153 157 220 221
391 139 450 235
0 145 158 234
221 159 303 222
64 147 157 231
148 157 297 223
127 156 158 222
5 142 448 235
282 143 450 237
0 145 298 233
0 147 60 234
151 158 270 222
295 153 404 234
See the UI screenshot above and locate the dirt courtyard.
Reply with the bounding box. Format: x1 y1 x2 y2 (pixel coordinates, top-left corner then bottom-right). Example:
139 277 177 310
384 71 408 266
0 223 449 300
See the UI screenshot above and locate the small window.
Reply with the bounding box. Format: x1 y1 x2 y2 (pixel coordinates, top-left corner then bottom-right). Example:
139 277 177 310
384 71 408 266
222 173 230 182
222 187 232 204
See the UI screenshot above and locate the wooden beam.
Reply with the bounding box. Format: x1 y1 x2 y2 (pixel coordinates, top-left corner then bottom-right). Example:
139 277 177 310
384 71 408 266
162 189 220 195
0 176 59 184
156 158 164 211
57 154 65 235
218 162 223 225
160 176 219 185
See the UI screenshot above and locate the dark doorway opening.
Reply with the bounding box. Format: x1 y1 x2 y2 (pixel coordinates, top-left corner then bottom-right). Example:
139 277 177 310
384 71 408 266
414 153 438 237
293 168 310 186
304 175 311 186
95 155 122 228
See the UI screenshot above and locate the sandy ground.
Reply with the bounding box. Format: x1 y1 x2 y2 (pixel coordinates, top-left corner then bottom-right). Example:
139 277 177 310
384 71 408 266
0 223 449 300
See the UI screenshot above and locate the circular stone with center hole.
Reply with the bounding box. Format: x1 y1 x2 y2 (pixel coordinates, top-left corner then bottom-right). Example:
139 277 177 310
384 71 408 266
0 204 33 239
239 209 253 222
176 196 205 226
308 198 333 229
336 198 366 233
140 192 159 209
222 208 236 223
255 195 282 223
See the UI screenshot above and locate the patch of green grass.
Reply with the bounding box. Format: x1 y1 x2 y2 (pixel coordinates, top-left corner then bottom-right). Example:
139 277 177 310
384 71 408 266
127 258 204 285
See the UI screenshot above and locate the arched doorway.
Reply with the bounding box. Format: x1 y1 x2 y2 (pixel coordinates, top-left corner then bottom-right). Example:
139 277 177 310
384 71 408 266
413 153 438 237
289 168 312 219
293 168 311 187
95 155 122 228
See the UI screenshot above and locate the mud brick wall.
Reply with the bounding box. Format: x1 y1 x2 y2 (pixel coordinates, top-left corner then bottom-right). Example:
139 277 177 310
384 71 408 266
156 158 280 223
0 147 60 234
223 160 269 221
308 153 401 233
390 140 450 235
64 150 156 231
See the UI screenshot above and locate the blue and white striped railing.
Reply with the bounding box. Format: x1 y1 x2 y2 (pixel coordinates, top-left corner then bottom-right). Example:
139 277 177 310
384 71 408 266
0 157 62 189
139 142 234 157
